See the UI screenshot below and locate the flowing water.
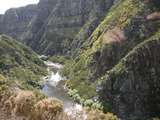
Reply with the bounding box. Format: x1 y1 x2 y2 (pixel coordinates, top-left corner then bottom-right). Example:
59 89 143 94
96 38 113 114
42 61 87 119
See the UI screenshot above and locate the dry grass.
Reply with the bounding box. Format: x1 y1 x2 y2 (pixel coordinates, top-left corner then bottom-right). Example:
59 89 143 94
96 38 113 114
0 89 118 120
13 91 36 117
1 90 70 120
32 98 65 120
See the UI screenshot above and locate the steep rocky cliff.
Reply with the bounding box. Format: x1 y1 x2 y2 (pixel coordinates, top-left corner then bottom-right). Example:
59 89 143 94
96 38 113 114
0 5 37 41
21 0 118 55
23 0 93 54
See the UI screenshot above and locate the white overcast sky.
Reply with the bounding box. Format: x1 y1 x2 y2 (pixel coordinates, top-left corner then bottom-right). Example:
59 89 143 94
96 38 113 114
0 0 39 14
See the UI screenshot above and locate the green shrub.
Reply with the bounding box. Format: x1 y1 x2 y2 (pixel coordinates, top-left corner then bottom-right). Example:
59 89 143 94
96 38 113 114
84 99 94 107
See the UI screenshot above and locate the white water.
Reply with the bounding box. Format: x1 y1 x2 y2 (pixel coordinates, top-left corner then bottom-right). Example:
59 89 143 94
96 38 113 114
42 61 87 120
46 72 64 87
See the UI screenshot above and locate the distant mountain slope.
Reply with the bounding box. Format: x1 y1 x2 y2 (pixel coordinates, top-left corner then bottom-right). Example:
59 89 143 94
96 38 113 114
0 5 37 41
21 0 117 55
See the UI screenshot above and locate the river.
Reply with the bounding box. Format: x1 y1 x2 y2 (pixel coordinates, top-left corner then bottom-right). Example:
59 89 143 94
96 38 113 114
41 61 87 119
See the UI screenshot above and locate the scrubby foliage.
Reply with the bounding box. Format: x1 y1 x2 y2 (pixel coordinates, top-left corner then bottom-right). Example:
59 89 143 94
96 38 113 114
32 98 64 120
100 30 160 119
61 0 160 119
63 0 146 99
0 87 68 120
0 35 47 89
68 89 103 110
12 91 36 117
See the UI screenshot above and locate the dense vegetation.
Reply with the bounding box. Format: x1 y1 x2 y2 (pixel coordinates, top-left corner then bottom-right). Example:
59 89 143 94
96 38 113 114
0 35 47 89
0 0 159 119
61 0 160 119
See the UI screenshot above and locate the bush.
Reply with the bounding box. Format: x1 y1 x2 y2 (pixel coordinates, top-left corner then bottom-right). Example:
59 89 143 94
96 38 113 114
84 99 94 107
32 98 64 120
67 89 103 110
12 91 36 117
68 89 78 97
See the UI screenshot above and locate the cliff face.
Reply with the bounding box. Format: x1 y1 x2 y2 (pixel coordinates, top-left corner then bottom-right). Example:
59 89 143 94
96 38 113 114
0 5 37 41
21 0 59 54
23 0 94 55
21 0 118 55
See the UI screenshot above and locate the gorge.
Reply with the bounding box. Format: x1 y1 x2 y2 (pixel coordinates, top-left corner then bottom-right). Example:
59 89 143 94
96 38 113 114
0 0 160 120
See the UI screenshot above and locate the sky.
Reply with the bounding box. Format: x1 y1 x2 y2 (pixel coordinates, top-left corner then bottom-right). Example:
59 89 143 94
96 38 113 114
0 0 39 14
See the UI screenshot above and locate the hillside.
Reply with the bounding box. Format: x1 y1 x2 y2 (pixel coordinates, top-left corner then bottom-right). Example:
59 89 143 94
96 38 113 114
0 35 46 89
62 0 160 119
0 0 117 55
0 0 159 120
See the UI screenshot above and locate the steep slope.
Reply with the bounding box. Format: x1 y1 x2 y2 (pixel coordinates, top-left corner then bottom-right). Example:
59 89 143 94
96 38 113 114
62 0 160 119
0 0 117 55
22 0 117 55
0 35 46 88
21 0 59 52
70 0 118 56
0 5 37 41
23 0 89 55
100 30 160 119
